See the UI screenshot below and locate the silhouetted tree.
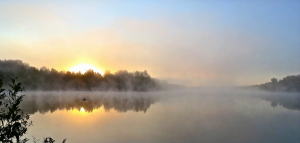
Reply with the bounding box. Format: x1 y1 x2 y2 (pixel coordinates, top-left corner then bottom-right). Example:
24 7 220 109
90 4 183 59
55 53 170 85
0 77 32 142
0 60 165 91
271 78 278 84
256 75 300 92
0 77 67 143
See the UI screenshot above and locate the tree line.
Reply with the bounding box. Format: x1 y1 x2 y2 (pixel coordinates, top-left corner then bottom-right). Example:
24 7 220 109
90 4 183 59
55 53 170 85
245 75 300 92
0 60 168 91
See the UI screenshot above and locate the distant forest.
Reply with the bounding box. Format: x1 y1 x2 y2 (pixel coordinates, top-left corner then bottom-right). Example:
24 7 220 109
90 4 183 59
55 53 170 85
246 75 300 92
0 60 180 91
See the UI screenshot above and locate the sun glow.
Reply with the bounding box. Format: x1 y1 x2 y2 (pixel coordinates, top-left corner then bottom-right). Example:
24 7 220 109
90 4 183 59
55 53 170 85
80 107 85 112
69 64 104 75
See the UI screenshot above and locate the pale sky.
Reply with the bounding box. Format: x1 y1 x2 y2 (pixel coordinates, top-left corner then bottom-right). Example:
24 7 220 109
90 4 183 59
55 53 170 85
0 0 300 86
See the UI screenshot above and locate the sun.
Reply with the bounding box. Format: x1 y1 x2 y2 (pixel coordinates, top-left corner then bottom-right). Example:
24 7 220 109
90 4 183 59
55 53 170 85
69 64 104 75
80 107 85 112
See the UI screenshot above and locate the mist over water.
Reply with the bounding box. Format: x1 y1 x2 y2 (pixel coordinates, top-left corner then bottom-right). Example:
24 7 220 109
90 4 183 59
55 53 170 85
22 89 300 143
0 1 299 142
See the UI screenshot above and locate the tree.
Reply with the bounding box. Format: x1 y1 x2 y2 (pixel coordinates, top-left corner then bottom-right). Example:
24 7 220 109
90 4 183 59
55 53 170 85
271 78 278 84
0 77 32 143
0 60 162 91
0 78 67 143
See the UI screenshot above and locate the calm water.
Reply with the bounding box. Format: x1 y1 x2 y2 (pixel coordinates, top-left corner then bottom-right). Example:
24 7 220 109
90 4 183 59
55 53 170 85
21 90 300 143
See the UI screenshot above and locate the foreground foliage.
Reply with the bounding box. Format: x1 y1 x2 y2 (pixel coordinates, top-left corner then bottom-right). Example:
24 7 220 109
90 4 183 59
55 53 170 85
0 77 32 142
0 77 66 143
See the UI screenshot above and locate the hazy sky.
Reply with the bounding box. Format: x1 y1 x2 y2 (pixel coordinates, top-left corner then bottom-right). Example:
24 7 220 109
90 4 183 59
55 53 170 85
0 1 300 86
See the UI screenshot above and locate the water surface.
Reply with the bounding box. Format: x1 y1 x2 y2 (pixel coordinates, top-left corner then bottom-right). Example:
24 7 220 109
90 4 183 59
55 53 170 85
21 90 300 143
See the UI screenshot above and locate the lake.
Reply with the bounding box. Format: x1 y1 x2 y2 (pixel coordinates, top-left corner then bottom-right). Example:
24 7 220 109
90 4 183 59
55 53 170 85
21 89 300 143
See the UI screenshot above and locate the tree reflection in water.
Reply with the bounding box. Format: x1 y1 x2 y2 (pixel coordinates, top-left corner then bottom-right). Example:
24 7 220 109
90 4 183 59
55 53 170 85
261 93 300 111
20 92 159 114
